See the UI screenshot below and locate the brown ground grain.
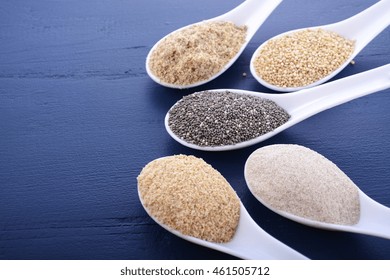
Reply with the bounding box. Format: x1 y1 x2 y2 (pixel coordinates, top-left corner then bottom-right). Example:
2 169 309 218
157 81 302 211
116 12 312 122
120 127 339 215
148 21 247 86
137 155 240 243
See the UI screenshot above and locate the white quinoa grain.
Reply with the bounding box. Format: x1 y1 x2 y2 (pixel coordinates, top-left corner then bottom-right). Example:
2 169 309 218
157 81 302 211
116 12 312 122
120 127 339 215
137 155 240 243
253 28 355 88
148 21 247 86
245 144 360 225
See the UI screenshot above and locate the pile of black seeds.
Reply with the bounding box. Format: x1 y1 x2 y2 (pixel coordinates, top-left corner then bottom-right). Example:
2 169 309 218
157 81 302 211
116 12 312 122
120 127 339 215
167 90 290 147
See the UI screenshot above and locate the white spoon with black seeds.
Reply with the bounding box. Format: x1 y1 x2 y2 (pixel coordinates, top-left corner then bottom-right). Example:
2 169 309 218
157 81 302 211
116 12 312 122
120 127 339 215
146 0 282 89
165 64 390 151
250 0 390 92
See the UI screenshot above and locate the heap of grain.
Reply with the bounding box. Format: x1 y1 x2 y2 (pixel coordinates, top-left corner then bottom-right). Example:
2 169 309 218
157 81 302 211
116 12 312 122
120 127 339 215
148 21 247 86
137 155 240 243
252 28 355 88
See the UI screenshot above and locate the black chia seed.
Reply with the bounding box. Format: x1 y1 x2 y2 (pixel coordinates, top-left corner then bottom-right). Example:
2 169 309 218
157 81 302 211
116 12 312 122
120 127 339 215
167 90 290 146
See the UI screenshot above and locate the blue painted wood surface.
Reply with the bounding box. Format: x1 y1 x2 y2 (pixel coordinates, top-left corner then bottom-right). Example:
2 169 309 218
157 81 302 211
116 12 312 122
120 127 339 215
0 0 389 260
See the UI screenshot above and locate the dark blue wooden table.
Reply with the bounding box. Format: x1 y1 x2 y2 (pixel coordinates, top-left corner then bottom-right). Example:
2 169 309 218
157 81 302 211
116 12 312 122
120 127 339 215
1 0 389 260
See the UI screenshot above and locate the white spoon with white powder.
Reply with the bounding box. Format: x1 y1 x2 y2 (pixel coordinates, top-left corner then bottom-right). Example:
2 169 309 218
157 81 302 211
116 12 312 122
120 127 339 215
245 144 390 239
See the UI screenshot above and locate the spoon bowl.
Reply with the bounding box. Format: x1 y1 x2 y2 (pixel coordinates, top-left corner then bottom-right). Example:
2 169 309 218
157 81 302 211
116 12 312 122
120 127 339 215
250 0 390 92
139 186 308 259
272 190 390 240
146 0 282 89
165 64 390 151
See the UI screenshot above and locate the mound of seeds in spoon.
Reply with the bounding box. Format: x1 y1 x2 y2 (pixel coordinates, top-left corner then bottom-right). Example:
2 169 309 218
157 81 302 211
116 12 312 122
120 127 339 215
137 155 240 243
167 90 290 147
148 21 247 86
253 28 355 88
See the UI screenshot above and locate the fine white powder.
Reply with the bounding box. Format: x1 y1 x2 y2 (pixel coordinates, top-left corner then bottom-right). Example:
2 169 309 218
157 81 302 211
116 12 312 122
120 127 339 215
245 144 360 225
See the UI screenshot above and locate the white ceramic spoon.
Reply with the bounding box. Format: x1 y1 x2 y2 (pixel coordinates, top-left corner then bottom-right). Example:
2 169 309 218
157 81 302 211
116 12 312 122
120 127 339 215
245 164 390 240
146 0 282 89
139 193 308 259
165 64 390 151
250 0 390 92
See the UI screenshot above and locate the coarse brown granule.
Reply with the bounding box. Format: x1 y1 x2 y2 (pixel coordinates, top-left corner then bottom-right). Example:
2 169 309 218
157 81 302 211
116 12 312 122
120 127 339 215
148 21 247 86
253 28 355 88
245 144 360 225
137 155 240 243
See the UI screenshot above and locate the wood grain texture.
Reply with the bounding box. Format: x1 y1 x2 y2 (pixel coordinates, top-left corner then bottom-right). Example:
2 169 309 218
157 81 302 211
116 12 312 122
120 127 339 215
0 0 389 260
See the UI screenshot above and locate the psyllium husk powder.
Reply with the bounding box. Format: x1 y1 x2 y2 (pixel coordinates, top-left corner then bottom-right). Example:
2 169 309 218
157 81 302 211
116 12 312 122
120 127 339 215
245 144 360 225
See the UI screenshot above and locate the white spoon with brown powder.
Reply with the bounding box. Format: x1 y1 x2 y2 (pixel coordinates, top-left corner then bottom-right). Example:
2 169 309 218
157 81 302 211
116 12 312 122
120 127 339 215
146 0 282 89
250 0 390 92
244 144 390 240
137 155 308 259
140 200 310 260
165 64 390 151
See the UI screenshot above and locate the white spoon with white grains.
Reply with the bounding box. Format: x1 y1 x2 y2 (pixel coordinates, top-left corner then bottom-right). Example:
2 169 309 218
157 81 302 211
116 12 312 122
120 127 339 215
146 0 282 89
244 144 390 240
250 0 390 92
165 64 390 151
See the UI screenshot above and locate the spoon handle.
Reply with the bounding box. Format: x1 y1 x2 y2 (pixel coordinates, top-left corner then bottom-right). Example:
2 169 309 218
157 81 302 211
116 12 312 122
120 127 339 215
356 191 390 239
214 0 283 38
329 0 390 53
223 204 309 259
281 64 390 120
